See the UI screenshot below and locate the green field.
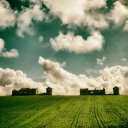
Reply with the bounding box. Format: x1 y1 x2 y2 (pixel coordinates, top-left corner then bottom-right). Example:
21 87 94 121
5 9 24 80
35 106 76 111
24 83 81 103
0 96 128 128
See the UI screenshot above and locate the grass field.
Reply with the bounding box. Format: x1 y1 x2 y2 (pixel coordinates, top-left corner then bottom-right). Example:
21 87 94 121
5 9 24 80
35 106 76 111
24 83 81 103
0 96 128 128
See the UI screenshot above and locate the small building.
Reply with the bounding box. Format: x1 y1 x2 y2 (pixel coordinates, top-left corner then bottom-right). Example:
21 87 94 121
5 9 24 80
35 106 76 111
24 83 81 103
80 88 89 95
41 87 52 95
46 87 52 95
80 88 105 95
12 88 38 96
113 86 119 95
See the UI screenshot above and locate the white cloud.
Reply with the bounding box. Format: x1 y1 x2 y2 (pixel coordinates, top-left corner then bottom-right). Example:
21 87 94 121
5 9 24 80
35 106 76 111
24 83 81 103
0 38 5 51
110 1 128 31
17 4 45 37
50 31 104 53
124 20 128 31
122 57 127 62
84 12 108 30
0 0 16 29
44 0 108 29
44 0 85 25
0 38 19 58
119 0 128 5
110 1 128 25
39 56 128 95
97 57 106 66
0 68 44 96
1 49 19 58
38 35 44 43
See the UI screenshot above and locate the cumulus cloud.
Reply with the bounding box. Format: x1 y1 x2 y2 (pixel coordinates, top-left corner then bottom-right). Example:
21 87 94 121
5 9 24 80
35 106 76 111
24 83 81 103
17 4 45 37
44 0 108 29
0 68 44 96
1 49 19 58
0 38 5 51
97 57 106 66
38 35 44 43
84 12 108 30
119 0 128 5
0 0 16 29
110 1 128 25
50 31 104 53
110 1 128 31
39 56 128 95
124 20 128 31
122 57 127 62
0 38 19 58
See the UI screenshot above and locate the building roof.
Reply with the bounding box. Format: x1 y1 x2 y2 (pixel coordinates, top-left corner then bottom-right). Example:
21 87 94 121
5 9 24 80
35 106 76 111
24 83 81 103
47 87 52 89
13 88 37 91
113 86 119 89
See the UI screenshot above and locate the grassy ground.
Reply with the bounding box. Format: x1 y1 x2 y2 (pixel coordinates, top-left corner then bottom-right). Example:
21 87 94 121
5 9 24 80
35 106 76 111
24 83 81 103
0 96 128 128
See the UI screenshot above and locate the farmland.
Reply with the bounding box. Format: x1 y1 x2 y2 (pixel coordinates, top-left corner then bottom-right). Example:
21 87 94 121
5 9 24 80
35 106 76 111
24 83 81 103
0 96 128 128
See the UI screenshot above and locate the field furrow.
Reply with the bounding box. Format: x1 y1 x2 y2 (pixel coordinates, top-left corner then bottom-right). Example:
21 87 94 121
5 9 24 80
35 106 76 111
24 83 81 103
17 97 73 128
68 96 87 128
92 96 107 128
44 97 88 128
105 96 128 127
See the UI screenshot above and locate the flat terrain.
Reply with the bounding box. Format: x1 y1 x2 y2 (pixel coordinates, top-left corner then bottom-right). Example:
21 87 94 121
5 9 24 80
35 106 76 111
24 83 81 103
0 96 128 128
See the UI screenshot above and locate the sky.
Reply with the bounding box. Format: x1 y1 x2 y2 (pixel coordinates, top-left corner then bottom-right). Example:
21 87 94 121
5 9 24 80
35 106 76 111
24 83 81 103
0 0 128 95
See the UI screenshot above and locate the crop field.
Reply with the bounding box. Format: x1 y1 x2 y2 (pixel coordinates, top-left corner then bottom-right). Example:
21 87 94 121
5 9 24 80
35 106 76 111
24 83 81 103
0 96 128 128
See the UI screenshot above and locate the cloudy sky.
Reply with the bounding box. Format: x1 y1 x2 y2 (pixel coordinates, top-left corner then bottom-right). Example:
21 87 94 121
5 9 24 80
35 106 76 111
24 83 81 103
0 0 128 95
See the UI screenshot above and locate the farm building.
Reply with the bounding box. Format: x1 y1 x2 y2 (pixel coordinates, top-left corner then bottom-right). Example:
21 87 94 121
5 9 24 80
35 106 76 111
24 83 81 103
12 88 38 96
80 86 120 95
113 86 119 95
41 87 52 95
46 87 52 95
80 88 105 95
